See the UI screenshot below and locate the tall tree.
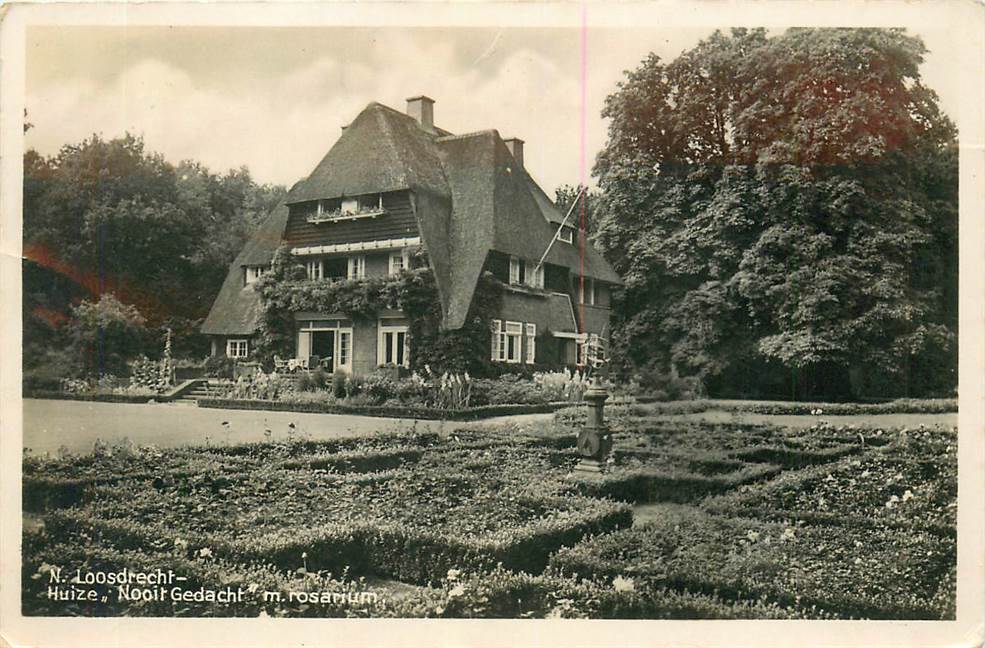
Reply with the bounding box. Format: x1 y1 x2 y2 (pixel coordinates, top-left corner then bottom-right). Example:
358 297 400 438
23 133 286 364
594 28 957 399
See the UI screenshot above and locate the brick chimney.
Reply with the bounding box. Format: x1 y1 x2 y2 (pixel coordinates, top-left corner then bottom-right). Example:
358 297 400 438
504 138 524 168
406 95 435 131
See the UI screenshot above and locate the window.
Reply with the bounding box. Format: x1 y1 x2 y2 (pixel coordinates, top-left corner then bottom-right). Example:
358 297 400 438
580 277 595 305
389 250 407 276
509 256 543 288
379 324 409 367
558 226 574 244
491 320 522 363
340 198 359 215
338 330 351 367
509 256 525 285
226 339 248 358
347 255 366 280
525 323 537 364
325 257 348 279
306 259 323 280
245 265 267 285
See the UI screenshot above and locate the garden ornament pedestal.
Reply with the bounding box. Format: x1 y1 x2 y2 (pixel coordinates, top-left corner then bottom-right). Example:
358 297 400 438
574 375 612 475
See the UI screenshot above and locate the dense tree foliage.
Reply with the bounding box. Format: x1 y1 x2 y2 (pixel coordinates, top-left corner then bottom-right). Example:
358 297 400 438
23 134 285 374
554 184 600 236
594 28 957 399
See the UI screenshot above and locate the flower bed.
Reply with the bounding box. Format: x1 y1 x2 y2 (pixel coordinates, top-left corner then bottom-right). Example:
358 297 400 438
549 513 955 619
702 427 957 536
31 438 632 585
195 397 572 420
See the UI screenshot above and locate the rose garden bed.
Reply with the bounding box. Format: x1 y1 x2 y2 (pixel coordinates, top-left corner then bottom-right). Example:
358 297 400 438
22 415 957 619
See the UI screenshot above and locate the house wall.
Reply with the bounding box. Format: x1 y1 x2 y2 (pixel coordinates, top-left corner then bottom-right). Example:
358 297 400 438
209 335 254 358
284 190 419 248
497 291 555 364
352 318 378 376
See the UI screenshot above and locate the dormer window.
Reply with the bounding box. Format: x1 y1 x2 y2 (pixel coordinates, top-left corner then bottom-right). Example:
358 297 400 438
341 198 359 215
558 225 575 244
245 265 267 285
307 193 386 224
509 256 544 289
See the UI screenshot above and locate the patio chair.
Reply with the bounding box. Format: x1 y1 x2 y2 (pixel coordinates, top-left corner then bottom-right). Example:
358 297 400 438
273 356 290 372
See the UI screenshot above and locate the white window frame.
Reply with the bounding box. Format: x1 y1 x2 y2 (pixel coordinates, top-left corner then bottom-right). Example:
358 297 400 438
558 226 574 244
347 255 366 280
306 259 323 280
580 277 595 305
504 321 522 364
378 322 410 368
296 323 353 373
526 264 544 289
525 323 537 364
491 319 503 361
389 249 409 276
509 256 524 285
226 338 249 359
341 198 359 215
245 265 267 285
337 328 353 371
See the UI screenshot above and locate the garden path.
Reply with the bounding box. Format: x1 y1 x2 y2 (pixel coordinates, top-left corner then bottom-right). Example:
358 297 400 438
20 399 554 456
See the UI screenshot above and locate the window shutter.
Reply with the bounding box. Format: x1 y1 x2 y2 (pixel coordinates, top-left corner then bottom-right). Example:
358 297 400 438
509 257 519 284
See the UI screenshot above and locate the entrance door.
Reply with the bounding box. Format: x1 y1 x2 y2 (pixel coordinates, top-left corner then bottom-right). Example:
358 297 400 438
312 330 335 372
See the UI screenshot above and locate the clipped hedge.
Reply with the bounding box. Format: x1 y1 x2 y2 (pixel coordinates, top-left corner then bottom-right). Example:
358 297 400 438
570 463 782 504
196 397 571 420
278 448 423 473
23 390 159 404
550 514 955 620
45 498 632 586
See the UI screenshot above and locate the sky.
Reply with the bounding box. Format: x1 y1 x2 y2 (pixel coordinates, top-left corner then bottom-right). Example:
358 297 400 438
25 25 961 196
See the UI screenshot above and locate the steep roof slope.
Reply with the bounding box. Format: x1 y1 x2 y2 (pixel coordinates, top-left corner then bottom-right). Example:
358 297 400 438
200 202 289 336
286 102 449 204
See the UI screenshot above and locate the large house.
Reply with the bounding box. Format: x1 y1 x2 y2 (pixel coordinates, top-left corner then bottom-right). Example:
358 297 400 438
201 96 621 374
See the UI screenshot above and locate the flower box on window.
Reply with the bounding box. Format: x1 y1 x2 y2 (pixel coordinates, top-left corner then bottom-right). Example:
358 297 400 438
307 194 387 224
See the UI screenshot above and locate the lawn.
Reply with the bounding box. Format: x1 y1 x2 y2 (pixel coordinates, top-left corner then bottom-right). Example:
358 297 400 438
22 405 957 619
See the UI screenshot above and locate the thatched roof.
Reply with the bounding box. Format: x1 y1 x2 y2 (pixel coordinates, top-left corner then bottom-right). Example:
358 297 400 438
202 100 621 335
286 103 449 204
200 202 288 336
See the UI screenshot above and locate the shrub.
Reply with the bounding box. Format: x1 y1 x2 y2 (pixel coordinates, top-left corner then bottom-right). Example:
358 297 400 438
363 371 397 405
332 370 347 399
66 294 147 377
203 355 236 379
128 356 171 392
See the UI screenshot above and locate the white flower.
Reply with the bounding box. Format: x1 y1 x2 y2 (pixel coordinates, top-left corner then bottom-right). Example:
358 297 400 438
902 489 914 502
780 528 796 542
446 569 461 582
746 530 760 542
448 584 466 598
612 575 635 593
198 547 213 558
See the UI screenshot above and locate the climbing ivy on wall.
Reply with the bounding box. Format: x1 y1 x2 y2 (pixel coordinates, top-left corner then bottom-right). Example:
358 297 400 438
253 246 503 376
